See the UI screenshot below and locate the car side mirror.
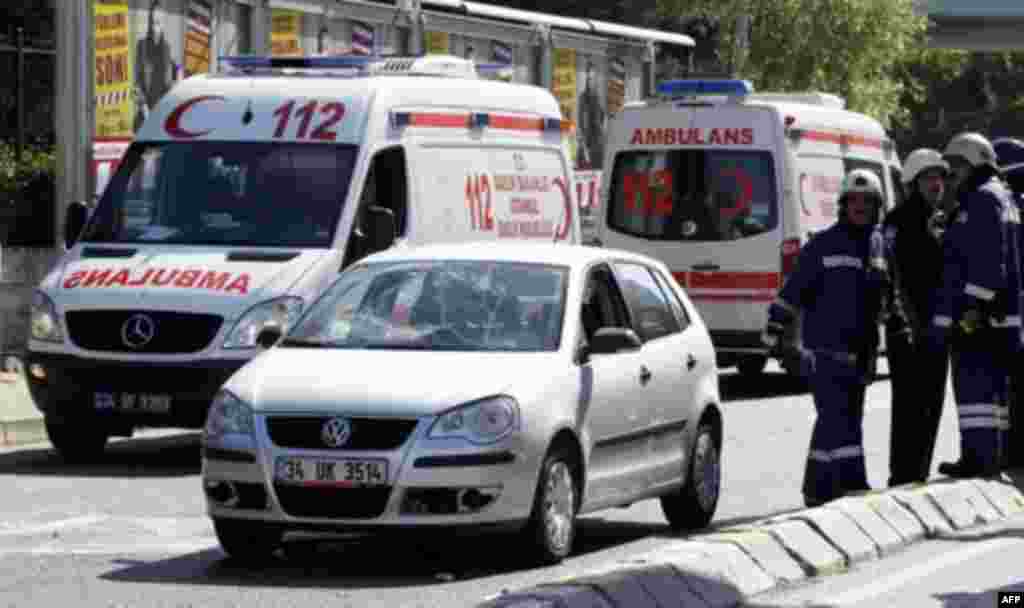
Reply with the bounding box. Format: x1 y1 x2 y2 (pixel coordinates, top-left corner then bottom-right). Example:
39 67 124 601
256 325 284 349
588 327 643 356
367 205 397 247
63 201 89 250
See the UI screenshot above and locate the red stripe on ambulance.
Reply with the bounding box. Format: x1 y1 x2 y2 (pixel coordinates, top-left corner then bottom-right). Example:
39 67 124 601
800 130 884 149
672 270 780 301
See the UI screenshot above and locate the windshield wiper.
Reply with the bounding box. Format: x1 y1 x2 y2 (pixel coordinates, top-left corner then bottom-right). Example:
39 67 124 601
279 338 336 348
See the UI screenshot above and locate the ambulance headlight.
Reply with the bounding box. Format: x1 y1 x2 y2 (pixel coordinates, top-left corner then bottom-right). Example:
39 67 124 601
30 291 63 343
223 297 303 350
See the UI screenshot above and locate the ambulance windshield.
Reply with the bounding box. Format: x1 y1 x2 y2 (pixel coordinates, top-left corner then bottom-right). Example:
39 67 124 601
606 149 778 242
81 142 359 248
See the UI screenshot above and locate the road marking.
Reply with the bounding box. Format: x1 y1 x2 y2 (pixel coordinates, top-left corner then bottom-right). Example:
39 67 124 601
827 536 1023 605
0 515 107 536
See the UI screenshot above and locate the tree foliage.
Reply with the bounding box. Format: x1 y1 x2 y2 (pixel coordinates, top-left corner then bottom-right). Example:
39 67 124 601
656 0 938 130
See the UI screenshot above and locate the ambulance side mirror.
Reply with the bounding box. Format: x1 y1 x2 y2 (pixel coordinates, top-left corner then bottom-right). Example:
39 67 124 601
63 201 89 250
367 205 397 247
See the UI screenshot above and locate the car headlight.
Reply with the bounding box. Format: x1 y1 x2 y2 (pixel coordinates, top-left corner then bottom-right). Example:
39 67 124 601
204 390 254 440
428 396 519 445
30 291 63 343
222 297 303 349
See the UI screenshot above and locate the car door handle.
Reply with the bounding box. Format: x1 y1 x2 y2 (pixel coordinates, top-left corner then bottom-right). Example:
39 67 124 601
686 354 697 371
691 263 720 272
639 365 652 385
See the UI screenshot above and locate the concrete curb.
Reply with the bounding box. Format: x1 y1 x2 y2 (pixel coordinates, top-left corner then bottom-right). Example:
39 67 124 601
476 475 1024 608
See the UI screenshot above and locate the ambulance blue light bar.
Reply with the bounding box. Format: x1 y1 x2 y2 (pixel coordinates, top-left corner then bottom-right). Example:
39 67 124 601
656 79 754 97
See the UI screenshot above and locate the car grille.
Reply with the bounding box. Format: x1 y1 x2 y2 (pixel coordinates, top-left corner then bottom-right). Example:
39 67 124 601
273 485 392 519
65 310 223 354
266 417 419 451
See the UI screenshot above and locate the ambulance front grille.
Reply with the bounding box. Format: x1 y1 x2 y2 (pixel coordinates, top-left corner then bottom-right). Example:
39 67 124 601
65 310 223 354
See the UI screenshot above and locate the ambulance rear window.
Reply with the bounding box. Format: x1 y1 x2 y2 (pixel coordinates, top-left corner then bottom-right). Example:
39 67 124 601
606 149 778 242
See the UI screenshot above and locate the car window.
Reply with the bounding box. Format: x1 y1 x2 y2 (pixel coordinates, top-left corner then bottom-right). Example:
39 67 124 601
606 149 778 242
651 267 691 330
613 262 681 341
286 260 568 352
580 264 631 346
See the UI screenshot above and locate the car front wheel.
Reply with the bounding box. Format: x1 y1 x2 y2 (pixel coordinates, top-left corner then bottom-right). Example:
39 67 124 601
524 446 579 565
661 422 720 531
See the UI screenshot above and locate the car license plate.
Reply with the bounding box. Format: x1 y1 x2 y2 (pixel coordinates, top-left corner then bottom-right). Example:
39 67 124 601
94 392 172 414
275 456 388 487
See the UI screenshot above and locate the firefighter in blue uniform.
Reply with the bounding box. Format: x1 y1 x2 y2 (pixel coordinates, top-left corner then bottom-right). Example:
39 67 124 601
931 132 1023 478
762 169 889 507
994 137 1024 468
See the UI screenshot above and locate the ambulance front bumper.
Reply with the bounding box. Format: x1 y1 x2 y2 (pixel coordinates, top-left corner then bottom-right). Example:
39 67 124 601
24 352 247 428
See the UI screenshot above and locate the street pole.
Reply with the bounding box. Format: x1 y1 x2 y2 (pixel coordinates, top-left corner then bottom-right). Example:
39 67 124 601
16 27 25 165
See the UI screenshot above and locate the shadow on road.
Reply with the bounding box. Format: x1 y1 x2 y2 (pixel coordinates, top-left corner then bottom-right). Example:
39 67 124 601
933 579 1024 607
719 370 810 401
0 432 200 478
98 505 808 591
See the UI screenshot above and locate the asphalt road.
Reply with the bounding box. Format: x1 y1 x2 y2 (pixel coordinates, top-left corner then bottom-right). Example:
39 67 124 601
0 359 968 607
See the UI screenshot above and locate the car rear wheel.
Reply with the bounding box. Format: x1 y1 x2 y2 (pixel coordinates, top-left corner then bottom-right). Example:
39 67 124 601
661 422 720 531
213 518 282 562
45 417 109 463
524 446 579 565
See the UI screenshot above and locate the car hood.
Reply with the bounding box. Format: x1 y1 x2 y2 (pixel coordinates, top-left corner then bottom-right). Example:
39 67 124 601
227 348 566 418
41 246 325 318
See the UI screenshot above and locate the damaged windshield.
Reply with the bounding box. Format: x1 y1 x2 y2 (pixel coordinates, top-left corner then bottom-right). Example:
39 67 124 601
81 142 358 248
285 260 569 352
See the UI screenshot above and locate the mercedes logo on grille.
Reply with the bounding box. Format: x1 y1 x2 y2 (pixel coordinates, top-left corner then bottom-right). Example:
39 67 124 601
121 314 156 349
321 417 352 448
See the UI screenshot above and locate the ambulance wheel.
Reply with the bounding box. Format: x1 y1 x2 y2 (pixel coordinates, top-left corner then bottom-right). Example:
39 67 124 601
661 422 720 531
45 418 109 463
737 356 767 377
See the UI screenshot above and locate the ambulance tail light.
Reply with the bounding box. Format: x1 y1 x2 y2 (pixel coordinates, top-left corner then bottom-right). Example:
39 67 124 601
781 238 801 276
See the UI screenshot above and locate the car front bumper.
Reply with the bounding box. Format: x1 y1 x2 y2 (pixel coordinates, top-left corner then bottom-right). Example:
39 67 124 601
201 414 540 532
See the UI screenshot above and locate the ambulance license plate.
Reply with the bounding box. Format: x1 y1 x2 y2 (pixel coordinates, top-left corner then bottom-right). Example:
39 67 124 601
94 392 172 414
275 456 389 487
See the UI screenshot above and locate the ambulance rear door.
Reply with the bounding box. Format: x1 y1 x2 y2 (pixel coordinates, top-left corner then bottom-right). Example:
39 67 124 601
601 104 785 338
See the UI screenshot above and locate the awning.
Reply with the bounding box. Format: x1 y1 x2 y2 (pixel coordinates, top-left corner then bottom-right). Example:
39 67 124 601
420 0 695 47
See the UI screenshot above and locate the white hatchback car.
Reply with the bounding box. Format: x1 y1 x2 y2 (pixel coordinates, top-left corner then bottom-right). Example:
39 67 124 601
201 242 722 565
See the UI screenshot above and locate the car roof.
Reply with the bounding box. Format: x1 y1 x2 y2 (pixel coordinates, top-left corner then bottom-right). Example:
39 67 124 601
359 242 663 270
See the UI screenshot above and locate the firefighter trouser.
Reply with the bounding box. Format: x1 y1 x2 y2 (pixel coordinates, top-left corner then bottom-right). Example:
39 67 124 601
803 355 869 504
887 331 949 485
951 341 1008 474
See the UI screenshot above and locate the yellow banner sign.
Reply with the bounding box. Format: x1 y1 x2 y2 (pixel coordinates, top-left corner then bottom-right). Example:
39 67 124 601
93 0 133 139
552 48 578 163
184 0 213 76
424 31 449 55
271 9 302 56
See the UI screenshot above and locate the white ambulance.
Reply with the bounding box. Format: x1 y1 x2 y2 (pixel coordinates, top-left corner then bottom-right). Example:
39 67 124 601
596 79 901 376
25 54 581 460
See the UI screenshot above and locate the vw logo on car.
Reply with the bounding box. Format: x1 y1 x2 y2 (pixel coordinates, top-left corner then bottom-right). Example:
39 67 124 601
321 417 352 448
121 314 156 349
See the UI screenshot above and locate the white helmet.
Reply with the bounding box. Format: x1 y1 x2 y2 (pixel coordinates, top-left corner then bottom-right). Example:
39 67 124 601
839 168 884 203
902 148 949 185
943 132 997 169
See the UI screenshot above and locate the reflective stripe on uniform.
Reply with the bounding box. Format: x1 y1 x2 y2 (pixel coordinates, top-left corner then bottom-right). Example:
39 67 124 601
960 417 1001 430
809 445 863 462
997 405 1011 430
991 315 1022 328
965 283 997 301
934 315 953 328
823 255 863 269
959 403 998 416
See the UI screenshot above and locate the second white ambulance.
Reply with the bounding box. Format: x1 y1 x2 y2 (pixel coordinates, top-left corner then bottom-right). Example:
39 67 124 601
596 79 901 376
25 54 581 460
